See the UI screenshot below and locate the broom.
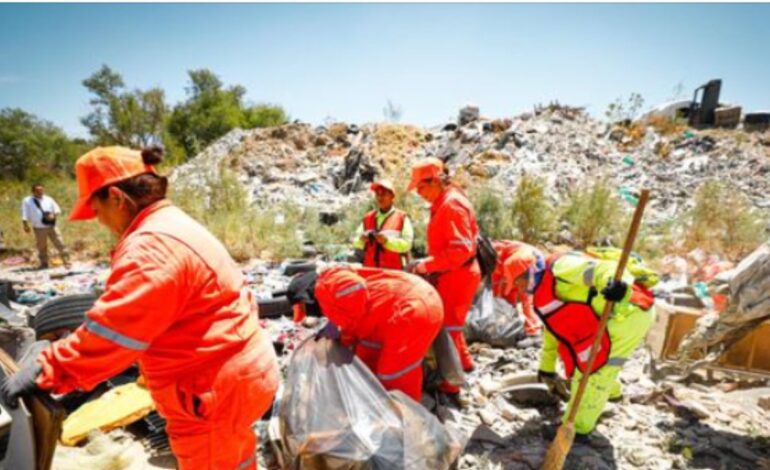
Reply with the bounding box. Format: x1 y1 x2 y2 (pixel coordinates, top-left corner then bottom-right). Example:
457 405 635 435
540 188 650 470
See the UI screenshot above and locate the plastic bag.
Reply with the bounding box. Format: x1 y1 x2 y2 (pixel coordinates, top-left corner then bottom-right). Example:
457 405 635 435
465 287 525 347
430 329 464 386
279 337 462 470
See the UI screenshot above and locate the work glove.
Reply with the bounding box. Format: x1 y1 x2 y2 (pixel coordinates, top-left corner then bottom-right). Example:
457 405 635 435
601 280 628 302
315 321 340 341
406 260 428 275
537 370 570 402
1 340 49 408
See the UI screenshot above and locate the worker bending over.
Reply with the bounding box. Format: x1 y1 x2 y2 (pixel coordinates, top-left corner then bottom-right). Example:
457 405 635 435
503 248 654 436
286 266 443 402
406 158 481 396
1 146 279 469
490 240 544 336
352 180 414 270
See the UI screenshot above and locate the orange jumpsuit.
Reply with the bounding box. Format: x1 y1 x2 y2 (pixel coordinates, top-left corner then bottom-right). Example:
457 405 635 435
314 266 443 402
491 240 543 336
422 186 481 385
36 201 279 470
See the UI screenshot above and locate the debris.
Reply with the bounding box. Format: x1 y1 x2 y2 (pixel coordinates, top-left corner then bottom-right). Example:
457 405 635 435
61 382 156 446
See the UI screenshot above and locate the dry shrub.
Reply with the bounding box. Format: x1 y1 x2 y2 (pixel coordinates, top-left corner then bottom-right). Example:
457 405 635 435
684 180 767 259
646 115 688 136
562 179 628 248
511 174 557 244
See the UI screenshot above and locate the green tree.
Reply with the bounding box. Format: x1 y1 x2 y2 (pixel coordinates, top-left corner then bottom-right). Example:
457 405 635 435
0 108 84 180
81 65 168 148
169 69 287 159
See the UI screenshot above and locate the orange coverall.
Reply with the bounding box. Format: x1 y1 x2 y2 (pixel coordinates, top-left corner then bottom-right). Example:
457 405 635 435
314 266 443 402
36 201 279 469
491 240 543 336
422 186 481 387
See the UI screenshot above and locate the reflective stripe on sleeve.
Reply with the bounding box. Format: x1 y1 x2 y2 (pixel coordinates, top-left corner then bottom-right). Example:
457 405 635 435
449 239 473 247
360 340 382 350
237 454 256 470
377 358 424 381
85 319 149 351
335 283 365 298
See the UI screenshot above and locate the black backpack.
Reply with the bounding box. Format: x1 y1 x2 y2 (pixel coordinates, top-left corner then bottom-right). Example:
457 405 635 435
475 234 498 280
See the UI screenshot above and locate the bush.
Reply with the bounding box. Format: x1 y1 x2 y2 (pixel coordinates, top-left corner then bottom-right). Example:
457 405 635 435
470 187 512 241
562 180 628 248
511 174 557 244
684 180 767 259
173 169 303 261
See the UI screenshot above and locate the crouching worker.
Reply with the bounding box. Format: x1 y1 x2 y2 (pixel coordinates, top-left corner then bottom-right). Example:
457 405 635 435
1 146 280 469
491 240 545 337
529 251 655 436
287 266 443 402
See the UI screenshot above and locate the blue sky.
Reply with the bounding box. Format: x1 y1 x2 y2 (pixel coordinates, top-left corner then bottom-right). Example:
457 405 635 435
1 3 768 137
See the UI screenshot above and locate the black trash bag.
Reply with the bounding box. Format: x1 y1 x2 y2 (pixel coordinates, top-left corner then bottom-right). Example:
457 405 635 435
465 287 526 348
278 337 462 470
430 329 464 387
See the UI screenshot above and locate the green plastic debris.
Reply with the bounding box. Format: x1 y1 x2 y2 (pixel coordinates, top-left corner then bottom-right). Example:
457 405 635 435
622 154 635 166
683 130 695 139
618 186 639 206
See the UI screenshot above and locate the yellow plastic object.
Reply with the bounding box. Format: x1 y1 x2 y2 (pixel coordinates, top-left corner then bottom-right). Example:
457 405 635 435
586 246 660 288
61 382 155 446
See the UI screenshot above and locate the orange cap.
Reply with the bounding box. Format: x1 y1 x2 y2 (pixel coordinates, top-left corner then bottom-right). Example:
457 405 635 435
314 266 369 332
370 179 396 194
69 146 156 221
406 157 444 191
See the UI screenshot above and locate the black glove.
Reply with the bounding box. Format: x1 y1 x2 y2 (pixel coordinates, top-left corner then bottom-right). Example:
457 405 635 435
538 370 570 402
1 340 49 408
315 321 340 341
601 280 628 302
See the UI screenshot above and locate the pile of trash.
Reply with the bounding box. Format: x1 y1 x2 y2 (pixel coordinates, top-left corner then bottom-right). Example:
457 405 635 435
1 255 769 470
171 104 770 227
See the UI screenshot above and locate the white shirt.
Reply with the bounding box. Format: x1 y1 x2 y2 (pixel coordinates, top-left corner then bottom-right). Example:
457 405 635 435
21 195 61 229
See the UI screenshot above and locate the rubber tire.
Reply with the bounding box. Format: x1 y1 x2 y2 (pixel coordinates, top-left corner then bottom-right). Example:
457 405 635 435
32 293 96 338
283 260 317 276
257 296 292 319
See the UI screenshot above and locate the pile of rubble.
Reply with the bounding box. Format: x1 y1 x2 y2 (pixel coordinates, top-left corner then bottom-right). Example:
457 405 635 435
171 105 770 226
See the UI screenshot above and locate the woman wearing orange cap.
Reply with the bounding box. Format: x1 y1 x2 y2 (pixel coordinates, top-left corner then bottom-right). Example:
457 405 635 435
405 157 481 396
491 240 545 336
286 265 443 402
1 146 279 469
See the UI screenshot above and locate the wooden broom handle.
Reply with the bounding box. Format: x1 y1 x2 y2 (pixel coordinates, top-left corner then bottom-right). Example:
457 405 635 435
565 188 650 423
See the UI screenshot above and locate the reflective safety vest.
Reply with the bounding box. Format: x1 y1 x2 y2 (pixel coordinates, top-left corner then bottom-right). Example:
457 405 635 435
362 209 409 270
532 256 653 378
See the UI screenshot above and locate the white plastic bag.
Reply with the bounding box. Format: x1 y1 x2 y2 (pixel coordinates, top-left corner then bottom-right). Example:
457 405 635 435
465 287 525 347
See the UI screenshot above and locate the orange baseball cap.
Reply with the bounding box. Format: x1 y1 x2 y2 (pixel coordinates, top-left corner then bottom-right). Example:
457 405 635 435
406 157 444 191
370 179 396 194
69 146 156 221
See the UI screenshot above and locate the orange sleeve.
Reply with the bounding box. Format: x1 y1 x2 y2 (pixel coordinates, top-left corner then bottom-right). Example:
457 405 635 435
423 200 476 273
37 234 187 394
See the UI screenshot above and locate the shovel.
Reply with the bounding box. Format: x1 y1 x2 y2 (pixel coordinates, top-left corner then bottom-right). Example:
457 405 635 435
540 188 650 470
